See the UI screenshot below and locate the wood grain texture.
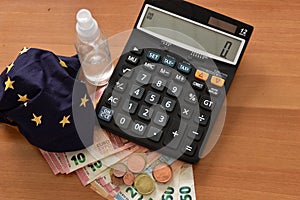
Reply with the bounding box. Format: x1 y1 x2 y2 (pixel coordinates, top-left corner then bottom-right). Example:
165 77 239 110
0 0 299 199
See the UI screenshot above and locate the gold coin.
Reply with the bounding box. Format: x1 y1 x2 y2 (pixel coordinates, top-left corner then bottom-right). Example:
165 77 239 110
134 174 155 195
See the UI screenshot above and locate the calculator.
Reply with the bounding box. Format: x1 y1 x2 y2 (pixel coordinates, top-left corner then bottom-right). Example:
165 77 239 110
96 0 253 163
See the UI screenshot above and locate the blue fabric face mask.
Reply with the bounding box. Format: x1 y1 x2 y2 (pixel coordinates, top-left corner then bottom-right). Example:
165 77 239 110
0 48 95 152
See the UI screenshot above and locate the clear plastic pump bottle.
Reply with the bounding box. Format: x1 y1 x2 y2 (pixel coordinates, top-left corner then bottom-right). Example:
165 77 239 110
75 9 113 86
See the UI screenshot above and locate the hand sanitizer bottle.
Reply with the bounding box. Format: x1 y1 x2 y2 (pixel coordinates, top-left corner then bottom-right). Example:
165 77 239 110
75 9 113 86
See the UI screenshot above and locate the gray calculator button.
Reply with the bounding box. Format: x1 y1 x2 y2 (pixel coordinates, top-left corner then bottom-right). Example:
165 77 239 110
143 62 156 71
115 113 131 129
158 66 172 77
184 91 198 104
147 126 163 142
122 99 138 114
129 84 145 100
174 73 186 83
138 105 154 121
151 77 167 91
161 97 176 112
114 81 127 93
136 70 152 85
180 106 193 119
153 111 169 127
145 91 160 105
131 120 147 136
167 81 182 97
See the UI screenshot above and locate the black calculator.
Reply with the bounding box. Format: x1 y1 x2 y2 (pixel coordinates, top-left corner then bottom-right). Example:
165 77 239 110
96 0 253 163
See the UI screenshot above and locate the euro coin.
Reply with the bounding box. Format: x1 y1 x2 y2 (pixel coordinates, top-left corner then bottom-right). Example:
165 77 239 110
152 162 172 183
110 168 124 185
112 163 127 178
123 171 135 186
127 154 147 173
134 174 155 195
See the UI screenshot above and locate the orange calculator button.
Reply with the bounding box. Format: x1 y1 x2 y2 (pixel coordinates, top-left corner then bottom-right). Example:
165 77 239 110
195 70 209 81
211 76 225 87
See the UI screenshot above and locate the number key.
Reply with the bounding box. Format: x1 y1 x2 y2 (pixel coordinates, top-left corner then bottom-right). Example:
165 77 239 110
153 111 169 127
138 105 154 121
167 81 182 97
131 120 147 136
129 84 145 100
145 91 160 105
122 99 138 114
161 97 176 112
136 70 152 85
115 113 131 129
151 77 167 91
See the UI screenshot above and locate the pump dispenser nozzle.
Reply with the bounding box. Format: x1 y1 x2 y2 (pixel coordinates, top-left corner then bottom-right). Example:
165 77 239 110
76 9 100 42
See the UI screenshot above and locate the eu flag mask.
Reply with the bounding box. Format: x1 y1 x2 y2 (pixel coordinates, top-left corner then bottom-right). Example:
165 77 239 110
0 48 95 152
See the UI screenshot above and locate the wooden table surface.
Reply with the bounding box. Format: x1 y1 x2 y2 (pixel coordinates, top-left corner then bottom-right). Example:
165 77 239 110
0 0 299 199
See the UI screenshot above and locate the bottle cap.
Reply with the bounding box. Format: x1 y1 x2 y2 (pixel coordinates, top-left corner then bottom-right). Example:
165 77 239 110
76 9 100 42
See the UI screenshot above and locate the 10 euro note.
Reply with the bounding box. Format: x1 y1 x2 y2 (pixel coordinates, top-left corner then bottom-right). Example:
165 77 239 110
76 145 144 186
45 127 134 174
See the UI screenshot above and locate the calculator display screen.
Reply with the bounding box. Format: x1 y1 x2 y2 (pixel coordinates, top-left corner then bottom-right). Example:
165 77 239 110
137 5 245 65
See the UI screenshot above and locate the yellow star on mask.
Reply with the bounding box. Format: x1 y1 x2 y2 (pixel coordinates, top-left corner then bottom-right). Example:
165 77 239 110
80 94 89 108
60 115 71 128
4 77 15 91
59 59 68 68
20 47 30 55
18 94 29 102
6 63 14 74
31 113 42 126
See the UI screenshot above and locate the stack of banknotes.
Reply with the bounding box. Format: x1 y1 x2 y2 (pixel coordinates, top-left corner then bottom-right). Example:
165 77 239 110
39 88 196 199
40 128 196 200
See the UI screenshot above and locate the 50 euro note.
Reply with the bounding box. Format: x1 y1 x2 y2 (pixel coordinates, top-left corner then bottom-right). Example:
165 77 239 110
48 127 135 174
107 162 195 200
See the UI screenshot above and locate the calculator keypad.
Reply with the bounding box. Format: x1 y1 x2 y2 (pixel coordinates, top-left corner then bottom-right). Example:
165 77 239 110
96 48 226 163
